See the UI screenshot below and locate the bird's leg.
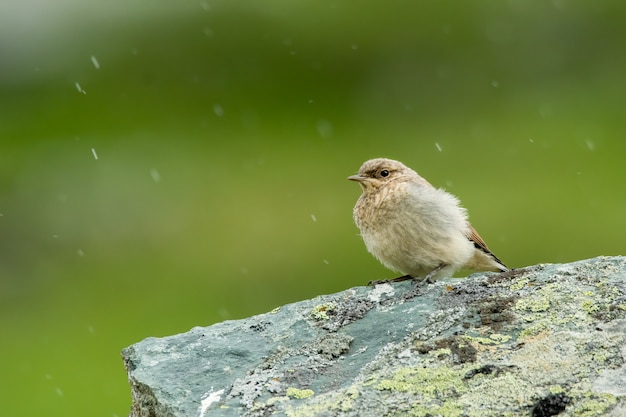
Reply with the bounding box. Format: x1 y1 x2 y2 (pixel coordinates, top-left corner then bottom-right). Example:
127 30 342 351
389 274 414 283
368 274 413 286
368 265 447 286
415 264 446 286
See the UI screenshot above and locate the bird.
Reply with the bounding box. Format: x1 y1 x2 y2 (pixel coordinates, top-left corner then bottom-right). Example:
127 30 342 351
348 158 508 285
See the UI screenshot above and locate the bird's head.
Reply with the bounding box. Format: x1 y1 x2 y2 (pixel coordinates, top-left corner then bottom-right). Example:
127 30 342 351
348 158 419 193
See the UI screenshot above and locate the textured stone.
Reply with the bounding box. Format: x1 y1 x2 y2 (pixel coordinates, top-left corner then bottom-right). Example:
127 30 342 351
122 256 626 417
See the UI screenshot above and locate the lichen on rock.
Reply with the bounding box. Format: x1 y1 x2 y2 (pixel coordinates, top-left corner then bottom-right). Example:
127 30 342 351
122 256 626 416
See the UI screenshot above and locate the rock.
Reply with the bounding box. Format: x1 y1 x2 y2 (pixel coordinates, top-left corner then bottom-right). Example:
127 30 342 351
122 256 626 417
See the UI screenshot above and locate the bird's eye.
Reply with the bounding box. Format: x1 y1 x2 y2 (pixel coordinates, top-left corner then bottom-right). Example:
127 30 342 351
380 169 390 178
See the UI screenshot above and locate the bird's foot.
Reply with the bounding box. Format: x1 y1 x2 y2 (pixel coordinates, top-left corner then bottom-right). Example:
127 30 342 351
413 264 446 286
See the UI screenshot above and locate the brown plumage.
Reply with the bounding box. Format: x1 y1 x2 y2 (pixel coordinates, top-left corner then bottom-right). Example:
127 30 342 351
348 158 508 284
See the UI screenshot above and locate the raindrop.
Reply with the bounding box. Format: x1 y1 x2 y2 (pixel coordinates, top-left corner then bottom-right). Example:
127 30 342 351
491 80 499 88
435 142 442 152
77 249 85 256
539 104 553 119
585 139 595 151
91 148 98 160
322 259 329 264
56 387 63 397
310 214 317 222
90 55 100 69
213 104 224 117
75 82 86 94
150 168 161 183
316 119 333 138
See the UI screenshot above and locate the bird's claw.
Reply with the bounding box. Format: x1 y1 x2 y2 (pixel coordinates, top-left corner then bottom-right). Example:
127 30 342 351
368 279 390 286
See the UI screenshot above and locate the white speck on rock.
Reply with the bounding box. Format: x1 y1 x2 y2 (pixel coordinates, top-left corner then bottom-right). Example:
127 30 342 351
397 348 413 358
199 388 224 417
368 283 394 303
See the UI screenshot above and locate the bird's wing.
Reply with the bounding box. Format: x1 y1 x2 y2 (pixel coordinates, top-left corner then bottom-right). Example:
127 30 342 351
465 224 507 268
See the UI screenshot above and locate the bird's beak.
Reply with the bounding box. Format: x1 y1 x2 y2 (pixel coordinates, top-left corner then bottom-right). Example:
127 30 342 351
348 174 365 182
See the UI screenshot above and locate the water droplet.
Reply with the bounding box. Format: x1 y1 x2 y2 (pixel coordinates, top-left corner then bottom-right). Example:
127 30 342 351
316 119 333 138
90 55 100 69
150 168 161 183
539 104 553 119
75 82 86 94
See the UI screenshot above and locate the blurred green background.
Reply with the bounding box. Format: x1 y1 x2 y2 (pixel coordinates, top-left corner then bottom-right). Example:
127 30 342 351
1 0 625 415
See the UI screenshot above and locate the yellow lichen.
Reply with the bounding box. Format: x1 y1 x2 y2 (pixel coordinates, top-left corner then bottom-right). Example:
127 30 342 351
309 303 335 320
286 387 315 399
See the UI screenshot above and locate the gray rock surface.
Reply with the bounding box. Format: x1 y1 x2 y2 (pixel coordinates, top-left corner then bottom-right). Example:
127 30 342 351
122 256 626 417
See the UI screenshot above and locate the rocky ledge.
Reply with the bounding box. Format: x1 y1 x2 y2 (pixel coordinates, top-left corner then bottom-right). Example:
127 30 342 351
122 256 626 417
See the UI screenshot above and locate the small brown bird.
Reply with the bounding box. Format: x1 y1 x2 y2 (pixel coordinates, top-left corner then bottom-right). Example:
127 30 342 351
349 158 507 285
